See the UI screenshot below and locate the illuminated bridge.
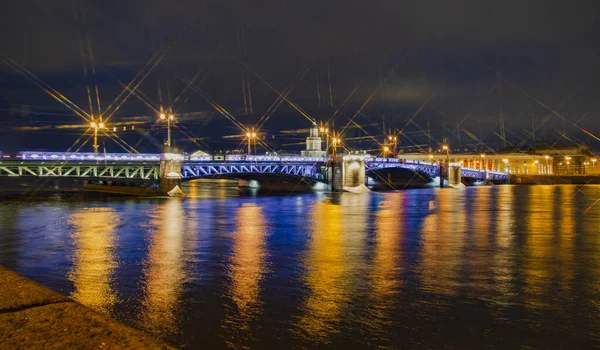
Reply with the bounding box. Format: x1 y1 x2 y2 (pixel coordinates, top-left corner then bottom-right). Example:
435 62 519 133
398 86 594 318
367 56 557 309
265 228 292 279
0 151 508 187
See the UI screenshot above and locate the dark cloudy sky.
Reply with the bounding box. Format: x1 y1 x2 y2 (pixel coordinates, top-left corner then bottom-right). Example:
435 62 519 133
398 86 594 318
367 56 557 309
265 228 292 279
1 0 599 153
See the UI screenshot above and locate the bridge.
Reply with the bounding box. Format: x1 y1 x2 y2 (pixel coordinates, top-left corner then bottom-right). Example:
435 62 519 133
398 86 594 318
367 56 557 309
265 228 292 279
0 150 508 193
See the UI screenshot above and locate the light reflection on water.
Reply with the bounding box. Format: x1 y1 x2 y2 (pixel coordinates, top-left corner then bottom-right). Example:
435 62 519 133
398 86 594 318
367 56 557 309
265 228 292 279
1 185 600 348
138 198 187 337
68 208 118 315
222 203 268 346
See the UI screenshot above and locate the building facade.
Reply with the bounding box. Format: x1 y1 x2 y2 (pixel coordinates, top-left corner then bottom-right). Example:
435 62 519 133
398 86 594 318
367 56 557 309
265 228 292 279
301 122 327 158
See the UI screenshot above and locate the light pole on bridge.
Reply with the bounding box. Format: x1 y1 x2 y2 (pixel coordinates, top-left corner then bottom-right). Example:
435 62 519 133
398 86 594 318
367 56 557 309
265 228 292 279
159 112 175 149
90 118 106 154
332 136 341 157
246 130 257 155
319 125 329 156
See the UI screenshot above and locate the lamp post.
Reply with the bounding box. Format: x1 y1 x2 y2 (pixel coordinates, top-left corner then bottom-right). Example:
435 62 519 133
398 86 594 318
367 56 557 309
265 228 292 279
383 146 390 158
332 137 341 157
442 144 449 163
90 117 106 154
544 155 550 175
159 112 175 148
320 125 329 156
565 156 572 175
592 158 597 174
246 130 257 155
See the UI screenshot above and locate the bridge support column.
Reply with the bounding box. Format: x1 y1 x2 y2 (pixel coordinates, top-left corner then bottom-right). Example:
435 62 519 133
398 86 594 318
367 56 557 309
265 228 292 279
159 153 183 195
448 163 462 187
328 154 368 192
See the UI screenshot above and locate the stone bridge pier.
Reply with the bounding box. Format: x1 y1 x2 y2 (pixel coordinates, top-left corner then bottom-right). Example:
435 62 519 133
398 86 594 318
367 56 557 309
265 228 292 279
159 153 182 194
448 162 462 187
329 154 368 192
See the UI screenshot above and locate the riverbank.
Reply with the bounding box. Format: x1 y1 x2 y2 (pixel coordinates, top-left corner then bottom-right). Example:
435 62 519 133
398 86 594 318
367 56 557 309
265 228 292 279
0 267 172 349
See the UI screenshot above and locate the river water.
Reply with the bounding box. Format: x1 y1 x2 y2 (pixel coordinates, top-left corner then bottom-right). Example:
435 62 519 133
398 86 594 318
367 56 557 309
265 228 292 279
1 183 600 348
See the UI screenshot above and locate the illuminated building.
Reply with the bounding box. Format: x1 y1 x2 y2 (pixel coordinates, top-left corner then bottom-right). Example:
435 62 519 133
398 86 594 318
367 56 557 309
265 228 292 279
301 122 327 157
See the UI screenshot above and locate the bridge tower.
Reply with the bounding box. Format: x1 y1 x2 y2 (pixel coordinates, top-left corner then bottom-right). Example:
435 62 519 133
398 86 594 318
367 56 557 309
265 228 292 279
159 153 183 195
329 154 368 191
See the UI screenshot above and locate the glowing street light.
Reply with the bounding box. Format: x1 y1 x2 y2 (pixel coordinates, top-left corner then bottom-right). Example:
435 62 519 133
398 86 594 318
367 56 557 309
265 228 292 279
89 117 107 154
332 136 341 156
442 144 449 163
158 110 175 148
319 125 330 154
246 130 257 154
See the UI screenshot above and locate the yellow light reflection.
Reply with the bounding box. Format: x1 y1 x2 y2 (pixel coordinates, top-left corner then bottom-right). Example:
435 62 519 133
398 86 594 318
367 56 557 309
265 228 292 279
365 195 403 338
492 186 516 306
139 199 186 337
463 188 494 298
420 190 466 297
297 199 348 342
523 185 574 309
224 204 267 329
68 208 118 315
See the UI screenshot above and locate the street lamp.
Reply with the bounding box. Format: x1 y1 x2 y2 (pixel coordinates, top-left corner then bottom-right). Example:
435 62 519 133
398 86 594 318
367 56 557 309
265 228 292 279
592 158 597 174
565 156 572 175
332 137 341 156
544 155 550 174
90 117 106 154
383 146 390 158
442 144 449 163
159 111 175 148
320 126 329 155
246 130 257 154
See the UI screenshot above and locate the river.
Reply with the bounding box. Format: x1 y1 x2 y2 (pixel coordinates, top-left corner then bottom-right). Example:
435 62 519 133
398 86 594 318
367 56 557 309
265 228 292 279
1 182 600 348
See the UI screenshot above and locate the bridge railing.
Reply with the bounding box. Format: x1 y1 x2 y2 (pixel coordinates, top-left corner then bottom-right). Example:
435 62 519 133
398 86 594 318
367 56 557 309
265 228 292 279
181 162 322 180
16 151 161 162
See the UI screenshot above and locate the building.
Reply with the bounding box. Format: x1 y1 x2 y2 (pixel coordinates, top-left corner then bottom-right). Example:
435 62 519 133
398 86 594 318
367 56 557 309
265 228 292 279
400 152 552 175
398 143 599 175
301 122 327 157
533 144 598 175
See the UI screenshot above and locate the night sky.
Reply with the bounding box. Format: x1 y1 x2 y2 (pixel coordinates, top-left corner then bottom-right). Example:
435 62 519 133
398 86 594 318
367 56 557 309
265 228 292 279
1 0 599 153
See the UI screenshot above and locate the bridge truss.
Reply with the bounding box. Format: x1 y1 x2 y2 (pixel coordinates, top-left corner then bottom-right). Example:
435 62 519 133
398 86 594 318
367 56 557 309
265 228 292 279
0 162 159 180
181 162 322 180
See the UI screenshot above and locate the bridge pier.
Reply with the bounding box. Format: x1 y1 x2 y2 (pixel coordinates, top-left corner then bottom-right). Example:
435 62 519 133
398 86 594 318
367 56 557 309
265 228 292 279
448 163 462 187
159 153 183 195
329 154 368 192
